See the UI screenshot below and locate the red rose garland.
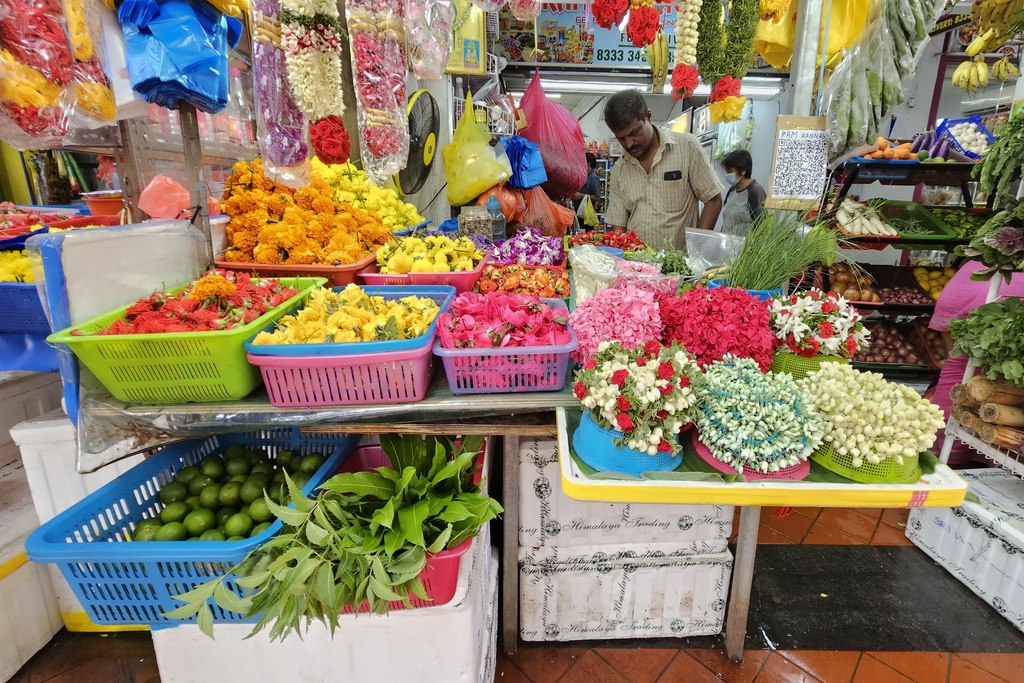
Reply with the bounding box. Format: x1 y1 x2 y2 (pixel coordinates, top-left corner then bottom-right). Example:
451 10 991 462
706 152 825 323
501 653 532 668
709 75 741 103
671 64 699 100
309 115 351 165
591 0 628 29
625 3 660 48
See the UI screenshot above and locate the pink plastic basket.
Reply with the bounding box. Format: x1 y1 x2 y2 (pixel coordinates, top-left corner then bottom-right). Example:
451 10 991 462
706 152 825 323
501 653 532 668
247 344 434 407
691 431 811 481
432 298 576 394
357 257 487 292
335 443 484 612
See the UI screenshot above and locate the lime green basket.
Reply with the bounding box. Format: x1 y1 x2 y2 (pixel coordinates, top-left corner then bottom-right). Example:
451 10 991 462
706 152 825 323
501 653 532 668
770 351 849 380
48 277 325 404
811 442 923 484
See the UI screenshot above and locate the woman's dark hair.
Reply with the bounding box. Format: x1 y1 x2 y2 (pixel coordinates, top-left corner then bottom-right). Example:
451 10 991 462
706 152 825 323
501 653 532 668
603 90 648 132
721 150 753 178
585 152 597 169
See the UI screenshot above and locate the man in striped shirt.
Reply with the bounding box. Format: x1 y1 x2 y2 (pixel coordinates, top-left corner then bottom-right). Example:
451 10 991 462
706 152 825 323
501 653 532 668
603 90 723 251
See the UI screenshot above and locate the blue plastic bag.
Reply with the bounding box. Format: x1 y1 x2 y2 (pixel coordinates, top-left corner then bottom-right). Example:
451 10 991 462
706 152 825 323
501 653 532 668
502 136 548 189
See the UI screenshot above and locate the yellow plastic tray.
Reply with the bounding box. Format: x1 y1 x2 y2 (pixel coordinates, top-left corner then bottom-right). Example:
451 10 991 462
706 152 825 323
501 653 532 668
556 408 968 507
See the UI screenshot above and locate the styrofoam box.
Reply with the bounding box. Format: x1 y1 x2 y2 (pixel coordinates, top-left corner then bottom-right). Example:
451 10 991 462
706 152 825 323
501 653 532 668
519 541 732 641
11 412 145 630
153 528 497 683
907 468 1024 633
0 373 61 467
0 537 62 682
519 438 733 548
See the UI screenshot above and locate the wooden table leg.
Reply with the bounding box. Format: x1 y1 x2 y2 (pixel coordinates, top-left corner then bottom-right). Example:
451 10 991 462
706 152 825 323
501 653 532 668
724 505 761 662
501 435 520 653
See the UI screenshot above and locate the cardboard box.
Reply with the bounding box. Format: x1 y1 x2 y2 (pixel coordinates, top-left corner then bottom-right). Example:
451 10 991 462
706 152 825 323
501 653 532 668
519 438 733 549
519 541 732 641
907 468 1024 633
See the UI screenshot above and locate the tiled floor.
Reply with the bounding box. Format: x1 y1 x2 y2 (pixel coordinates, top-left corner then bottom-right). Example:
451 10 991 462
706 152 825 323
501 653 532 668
12 506 1021 683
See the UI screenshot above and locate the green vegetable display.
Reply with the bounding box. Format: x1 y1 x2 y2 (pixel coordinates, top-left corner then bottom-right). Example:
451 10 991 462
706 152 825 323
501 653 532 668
976 113 1024 210
958 201 1024 282
950 297 1024 387
725 211 838 291
624 247 693 276
166 435 502 640
930 208 990 239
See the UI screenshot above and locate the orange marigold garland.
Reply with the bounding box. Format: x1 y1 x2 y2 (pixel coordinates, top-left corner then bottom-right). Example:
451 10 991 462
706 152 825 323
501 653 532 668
625 0 660 48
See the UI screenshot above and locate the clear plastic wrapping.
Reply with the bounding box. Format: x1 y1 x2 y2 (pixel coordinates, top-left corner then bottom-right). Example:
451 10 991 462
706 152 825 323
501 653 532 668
405 0 453 79
472 0 505 11
508 0 540 21
64 0 116 127
348 0 410 184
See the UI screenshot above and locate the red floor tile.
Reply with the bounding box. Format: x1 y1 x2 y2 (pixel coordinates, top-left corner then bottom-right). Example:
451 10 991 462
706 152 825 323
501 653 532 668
759 525 799 544
802 523 865 545
560 650 629 683
955 652 1024 681
761 509 818 542
755 652 822 682
870 523 914 546
849 508 884 520
504 646 586 683
495 656 533 682
850 654 915 683
815 509 879 544
949 655 1007 683
778 650 861 683
655 652 721 682
595 648 677 683
865 652 950 683
881 508 910 529
792 507 823 519
685 647 770 683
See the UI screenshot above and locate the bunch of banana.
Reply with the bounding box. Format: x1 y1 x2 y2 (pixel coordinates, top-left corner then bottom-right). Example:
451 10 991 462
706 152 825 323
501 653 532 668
971 0 1024 37
992 55 1022 80
965 27 1002 56
953 56 991 93
649 30 670 93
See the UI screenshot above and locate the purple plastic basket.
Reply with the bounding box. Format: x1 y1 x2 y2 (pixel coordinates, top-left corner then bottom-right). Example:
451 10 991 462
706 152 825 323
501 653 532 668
248 344 435 407
432 298 577 394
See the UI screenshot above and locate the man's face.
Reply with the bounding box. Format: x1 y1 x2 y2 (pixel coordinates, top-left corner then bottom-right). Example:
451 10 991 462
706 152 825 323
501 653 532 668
611 113 655 160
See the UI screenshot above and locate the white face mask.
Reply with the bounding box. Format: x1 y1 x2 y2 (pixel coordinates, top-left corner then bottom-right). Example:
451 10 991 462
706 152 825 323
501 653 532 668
725 172 738 185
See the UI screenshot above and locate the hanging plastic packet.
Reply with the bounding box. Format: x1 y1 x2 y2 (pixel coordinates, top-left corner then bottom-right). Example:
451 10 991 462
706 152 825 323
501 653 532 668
442 92 512 205
63 0 116 126
508 0 540 21
519 72 588 199
347 0 410 184
405 0 453 79
471 0 504 11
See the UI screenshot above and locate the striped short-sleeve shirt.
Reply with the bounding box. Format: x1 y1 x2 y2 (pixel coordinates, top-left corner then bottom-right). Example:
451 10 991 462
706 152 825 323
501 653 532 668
605 130 723 250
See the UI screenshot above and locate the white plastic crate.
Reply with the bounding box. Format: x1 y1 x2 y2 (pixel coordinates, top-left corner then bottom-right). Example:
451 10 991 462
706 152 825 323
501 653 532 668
519 438 733 548
0 373 61 466
519 541 732 641
907 468 1024 632
0 537 62 682
153 528 497 683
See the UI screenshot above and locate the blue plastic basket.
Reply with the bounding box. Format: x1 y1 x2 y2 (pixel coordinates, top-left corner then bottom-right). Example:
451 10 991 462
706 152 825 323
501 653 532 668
25 429 357 626
595 246 624 258
0 282 49 333
0 225 48 248
937 115 995 160
571 409 681 476
244 285 456 357
390 219 433 237
707 279 784 301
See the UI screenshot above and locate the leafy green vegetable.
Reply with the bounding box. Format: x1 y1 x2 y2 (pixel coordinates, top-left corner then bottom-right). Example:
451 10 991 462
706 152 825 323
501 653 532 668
957 201 1024 282
976 113 1024 211
950 297 1024 387
725 211 838 290
165 435 501 641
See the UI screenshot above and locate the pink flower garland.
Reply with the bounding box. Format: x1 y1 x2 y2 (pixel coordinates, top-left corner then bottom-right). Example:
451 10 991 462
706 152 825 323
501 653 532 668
569 285 663 365
658 286 775 371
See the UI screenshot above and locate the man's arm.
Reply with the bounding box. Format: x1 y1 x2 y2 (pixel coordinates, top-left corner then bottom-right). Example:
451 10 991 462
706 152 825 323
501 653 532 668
697 194 723 229
604 166 629 232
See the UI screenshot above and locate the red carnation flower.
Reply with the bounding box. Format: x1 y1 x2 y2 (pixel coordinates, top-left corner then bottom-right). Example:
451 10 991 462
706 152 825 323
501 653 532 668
679 376 691 388
644 340 661 357
573 381 588 399
310 116 351 165
799 338 821 357
709 76 741 103
615 413 635 432
821 301 838 314
584 359 597 370
671 64 699 100
656 409 668 420
657 361 675 380
611 369 629 386
659 384 673 394
591 0 628 29
844 335 859 356
625 6 659 47
657 440 673 453
617 395 632 411
818 321 834 338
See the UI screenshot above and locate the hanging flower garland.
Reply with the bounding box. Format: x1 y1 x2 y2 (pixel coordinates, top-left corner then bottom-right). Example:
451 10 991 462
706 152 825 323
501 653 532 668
64 0 116 122
625 0 660 48
670 0 700 100
697 0 758 124
592 0 629 30
280 0 350 164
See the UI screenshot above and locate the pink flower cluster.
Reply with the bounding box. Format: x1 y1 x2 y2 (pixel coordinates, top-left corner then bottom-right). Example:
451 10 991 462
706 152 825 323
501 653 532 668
658 286 775 372
437 292 571 349
569 285 663 365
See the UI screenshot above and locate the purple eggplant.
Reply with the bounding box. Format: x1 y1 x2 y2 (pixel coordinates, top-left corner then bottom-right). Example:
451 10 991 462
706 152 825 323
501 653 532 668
911 134 925 153
936 137 950 159
929 135 944 158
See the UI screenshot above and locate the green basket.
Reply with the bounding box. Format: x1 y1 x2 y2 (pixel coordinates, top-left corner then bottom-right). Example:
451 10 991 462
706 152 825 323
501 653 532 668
770 351 849 379
48 277 325 404
811 442 923 484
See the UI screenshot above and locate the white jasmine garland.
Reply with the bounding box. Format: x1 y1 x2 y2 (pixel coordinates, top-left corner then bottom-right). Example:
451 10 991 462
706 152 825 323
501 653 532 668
770 289 869 358
695 355 823 473
281 0 346 123
796 364 945 467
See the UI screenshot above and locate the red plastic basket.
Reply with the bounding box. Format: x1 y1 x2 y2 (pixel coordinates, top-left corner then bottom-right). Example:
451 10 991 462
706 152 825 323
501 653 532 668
46 215 121 230
335 444 484 612
247 344 435 407
357 257 487 292
215 253 375 287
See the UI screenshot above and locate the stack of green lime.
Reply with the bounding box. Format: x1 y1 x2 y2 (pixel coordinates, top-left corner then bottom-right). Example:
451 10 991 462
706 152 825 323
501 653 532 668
133 445 327 542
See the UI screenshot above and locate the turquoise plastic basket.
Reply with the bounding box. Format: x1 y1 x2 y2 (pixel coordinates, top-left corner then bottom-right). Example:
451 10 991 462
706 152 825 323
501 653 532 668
572 410 680 476
25 429 357 626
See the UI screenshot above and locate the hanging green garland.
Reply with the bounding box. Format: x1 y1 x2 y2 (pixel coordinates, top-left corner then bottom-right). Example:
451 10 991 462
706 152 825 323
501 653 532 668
696 0 759 123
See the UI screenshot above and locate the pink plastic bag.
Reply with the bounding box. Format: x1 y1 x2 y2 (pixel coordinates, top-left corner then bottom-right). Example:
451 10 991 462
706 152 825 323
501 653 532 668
138 175 218 219
519 72 588 199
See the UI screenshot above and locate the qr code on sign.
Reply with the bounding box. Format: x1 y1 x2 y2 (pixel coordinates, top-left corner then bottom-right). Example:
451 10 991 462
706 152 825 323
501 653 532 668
771 129 829 201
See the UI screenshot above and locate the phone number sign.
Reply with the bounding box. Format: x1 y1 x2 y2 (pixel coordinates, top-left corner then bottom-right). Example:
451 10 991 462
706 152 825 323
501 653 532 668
590 5 676 67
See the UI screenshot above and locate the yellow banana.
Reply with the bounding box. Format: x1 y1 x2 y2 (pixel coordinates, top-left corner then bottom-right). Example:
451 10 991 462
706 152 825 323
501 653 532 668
977 58 990 87
966 28 996 56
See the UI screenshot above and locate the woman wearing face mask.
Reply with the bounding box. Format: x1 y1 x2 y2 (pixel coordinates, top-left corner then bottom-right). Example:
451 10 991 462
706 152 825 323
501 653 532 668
718 150 765 237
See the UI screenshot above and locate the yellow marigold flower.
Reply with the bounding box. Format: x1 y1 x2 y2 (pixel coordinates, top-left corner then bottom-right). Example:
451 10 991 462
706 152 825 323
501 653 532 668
253 243 284 264
311 196 335 215
230 229 258 254
710 96 746 124
221 247 249 263
77 83 115 121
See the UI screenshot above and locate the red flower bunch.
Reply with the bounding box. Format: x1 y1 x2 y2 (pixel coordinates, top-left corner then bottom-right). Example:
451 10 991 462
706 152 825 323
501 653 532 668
625 5 660 47
437 292 571 349
92 271 298 336
591 0 629 29
310 116 351 164
351 33 407 111
671 64 699 100
710 76 741 103
568 230 647 250
363 125 406 157
658 286 774 371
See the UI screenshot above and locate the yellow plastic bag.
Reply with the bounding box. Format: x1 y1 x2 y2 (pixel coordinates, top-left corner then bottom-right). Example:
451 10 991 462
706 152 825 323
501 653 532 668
579 195 599 228
443 93 512 206
754 0 871 71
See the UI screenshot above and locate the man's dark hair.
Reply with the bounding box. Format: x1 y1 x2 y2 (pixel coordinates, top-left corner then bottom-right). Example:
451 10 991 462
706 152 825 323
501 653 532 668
721 149 753 179
603 90 649 132
586 153 597 169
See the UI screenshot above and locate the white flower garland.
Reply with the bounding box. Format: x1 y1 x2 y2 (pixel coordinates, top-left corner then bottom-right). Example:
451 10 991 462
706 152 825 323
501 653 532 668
673 0 700 66
769 289 869 358
280 0 345 122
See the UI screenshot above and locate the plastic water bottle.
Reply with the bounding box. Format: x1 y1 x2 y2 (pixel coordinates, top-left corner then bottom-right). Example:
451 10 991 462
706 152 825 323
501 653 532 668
486 195 505 241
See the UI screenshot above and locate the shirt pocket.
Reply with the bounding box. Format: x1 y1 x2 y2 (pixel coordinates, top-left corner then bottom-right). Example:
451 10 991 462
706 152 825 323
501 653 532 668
654 174 688 212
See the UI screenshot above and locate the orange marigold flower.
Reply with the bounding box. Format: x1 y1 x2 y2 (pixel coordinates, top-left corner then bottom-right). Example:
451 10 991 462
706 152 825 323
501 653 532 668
189 273 237 301
253 243 284 264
